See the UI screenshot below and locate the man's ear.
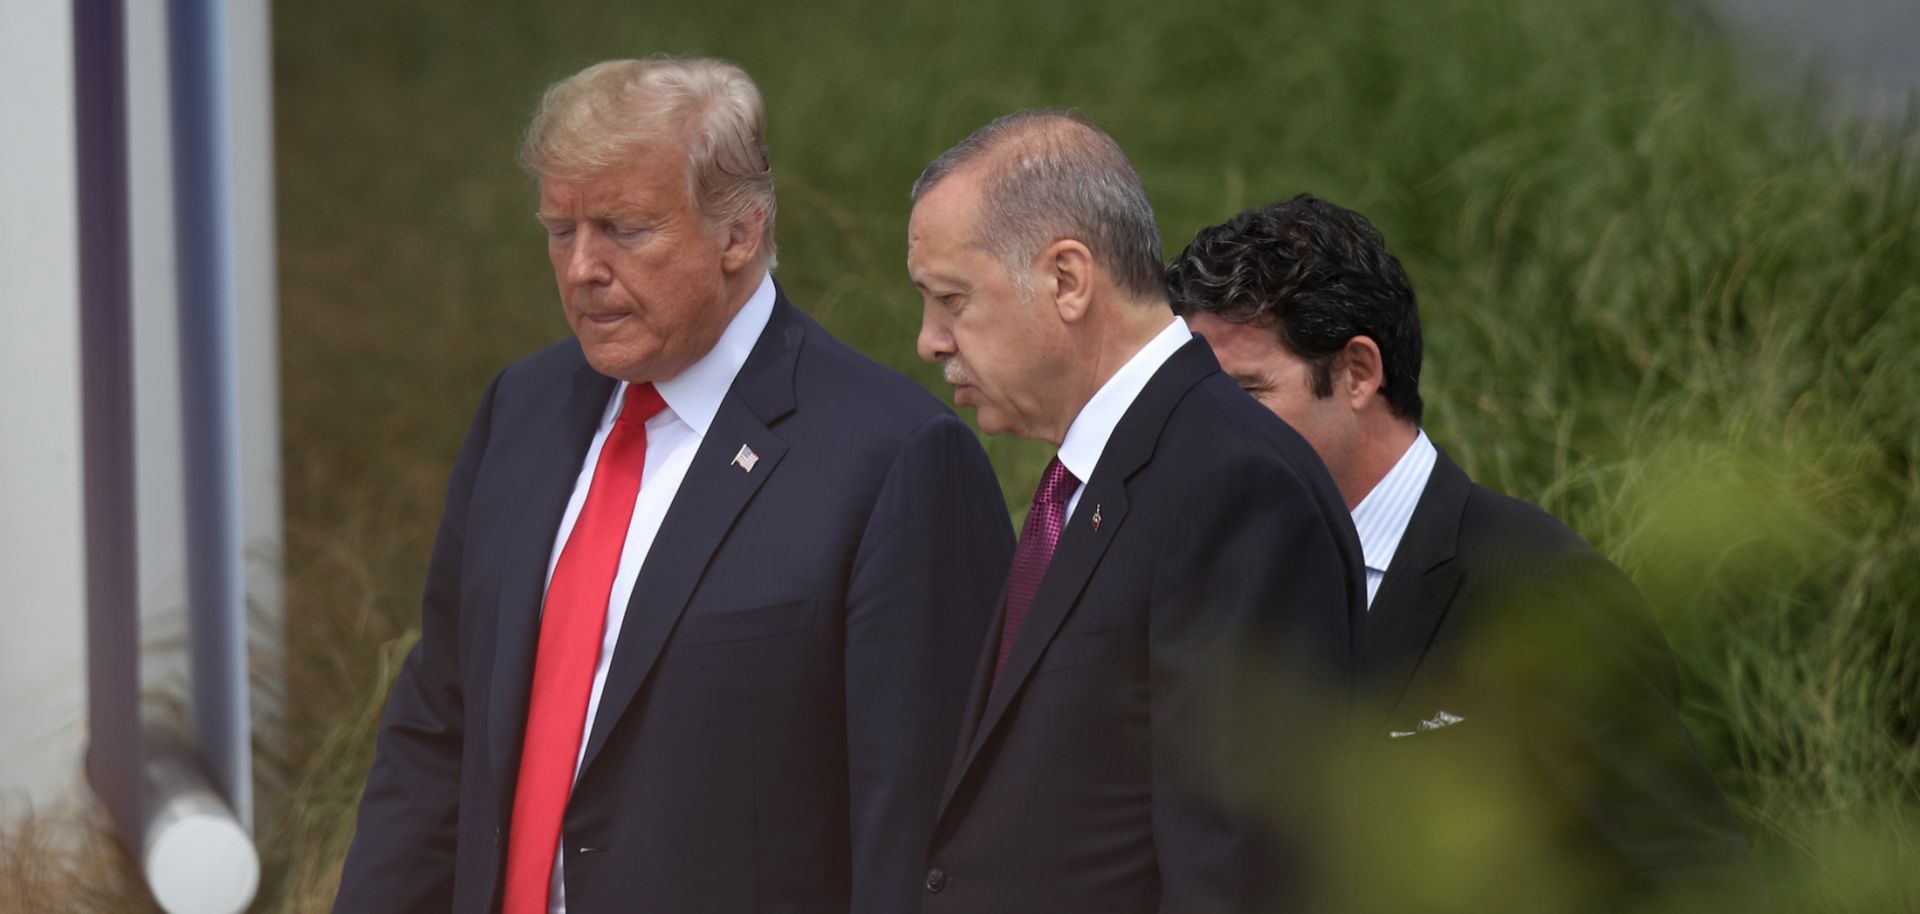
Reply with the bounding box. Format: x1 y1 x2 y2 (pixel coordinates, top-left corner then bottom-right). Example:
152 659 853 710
1042 239 1095 323
720 211 766 273
1338 336 1386 410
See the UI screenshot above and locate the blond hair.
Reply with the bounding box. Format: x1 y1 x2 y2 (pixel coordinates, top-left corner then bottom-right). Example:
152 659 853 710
523 57 777 268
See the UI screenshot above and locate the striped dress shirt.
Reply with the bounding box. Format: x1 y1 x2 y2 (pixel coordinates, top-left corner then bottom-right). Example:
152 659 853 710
1349 430 1437 608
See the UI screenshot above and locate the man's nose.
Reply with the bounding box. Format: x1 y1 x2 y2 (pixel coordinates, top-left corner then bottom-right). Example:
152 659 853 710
916 302 953 364
565 232 609 286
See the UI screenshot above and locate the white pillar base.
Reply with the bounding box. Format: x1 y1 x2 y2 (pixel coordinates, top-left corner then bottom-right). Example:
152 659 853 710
139 732 258 914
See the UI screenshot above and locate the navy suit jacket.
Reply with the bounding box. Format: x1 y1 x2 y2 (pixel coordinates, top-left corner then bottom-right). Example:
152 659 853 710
1360 447 1755 911
334 287 1014 913
920 339 1367 914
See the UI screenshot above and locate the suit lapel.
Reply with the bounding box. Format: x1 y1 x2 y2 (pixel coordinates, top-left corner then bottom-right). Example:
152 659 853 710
937 339 1217 818
937 574 1012 810
574 293 803 779
1363 448 1471 730
938 478 1133 813
489 357 617 817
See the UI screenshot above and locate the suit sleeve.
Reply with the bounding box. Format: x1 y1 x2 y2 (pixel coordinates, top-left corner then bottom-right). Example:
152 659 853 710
842 413 1013 914
333 372 500 914
1149 454 1361 914
1510 549 1759 909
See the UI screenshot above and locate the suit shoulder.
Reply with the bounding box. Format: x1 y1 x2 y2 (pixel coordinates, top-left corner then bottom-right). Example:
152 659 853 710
1449 483 1660 638
790 312 955 432
1175 372 1340 479
1137 374 1352 532
1455 484 1597 569
492 336 588 395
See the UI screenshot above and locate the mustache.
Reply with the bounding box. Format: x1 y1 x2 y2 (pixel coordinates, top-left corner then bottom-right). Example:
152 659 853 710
942 360 973 386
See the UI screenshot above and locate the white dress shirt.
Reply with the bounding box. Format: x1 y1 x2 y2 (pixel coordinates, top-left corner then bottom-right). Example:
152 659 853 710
1348 429 1437 608
1055 317 1193 523
539 271 776 913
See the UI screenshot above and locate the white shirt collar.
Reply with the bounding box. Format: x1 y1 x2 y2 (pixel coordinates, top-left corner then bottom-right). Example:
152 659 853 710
609 271 776 438
1056 316 1192 484
1349 429 1437 577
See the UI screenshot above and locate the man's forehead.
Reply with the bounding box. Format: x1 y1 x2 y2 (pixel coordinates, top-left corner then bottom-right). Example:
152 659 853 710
538 170 666 215
911 192 994 255
912 168 986 221
906 208 959 264
538 173 606 208
906 219 989 284
1194 313 1282 353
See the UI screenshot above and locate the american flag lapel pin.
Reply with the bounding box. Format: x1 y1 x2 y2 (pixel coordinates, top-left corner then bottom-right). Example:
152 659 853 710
1091 504 1102 531
731 444 760 473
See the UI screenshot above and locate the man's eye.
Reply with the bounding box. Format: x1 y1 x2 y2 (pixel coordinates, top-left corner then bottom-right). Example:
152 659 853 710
940 293 964 311
608 224 650 242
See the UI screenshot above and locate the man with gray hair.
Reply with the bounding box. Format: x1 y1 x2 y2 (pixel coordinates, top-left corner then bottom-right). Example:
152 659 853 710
335 58 1013 914
906 109 1365 913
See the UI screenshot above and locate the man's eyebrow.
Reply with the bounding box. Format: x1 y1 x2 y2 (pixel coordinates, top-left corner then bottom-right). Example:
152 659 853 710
912 271 968 293
535 207 652 223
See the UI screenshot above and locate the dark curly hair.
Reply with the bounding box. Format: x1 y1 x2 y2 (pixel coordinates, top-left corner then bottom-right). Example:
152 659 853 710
1166 194 1424 423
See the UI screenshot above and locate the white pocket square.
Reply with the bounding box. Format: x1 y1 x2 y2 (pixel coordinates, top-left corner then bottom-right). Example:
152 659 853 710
1388 710 1466 739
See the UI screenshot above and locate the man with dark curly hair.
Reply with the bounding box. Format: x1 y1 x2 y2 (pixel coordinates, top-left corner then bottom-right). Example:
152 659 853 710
1168 194 1757 912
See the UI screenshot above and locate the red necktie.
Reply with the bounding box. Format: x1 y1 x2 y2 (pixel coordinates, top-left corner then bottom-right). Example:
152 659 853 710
992 457 1079 690
502 382 667 914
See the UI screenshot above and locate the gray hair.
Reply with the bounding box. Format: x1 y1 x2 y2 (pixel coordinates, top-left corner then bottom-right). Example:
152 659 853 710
911 108 1162 300
522 57 777 268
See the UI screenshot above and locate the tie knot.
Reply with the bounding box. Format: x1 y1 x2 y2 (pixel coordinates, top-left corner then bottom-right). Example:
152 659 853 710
618 382 667 428
1035 457 1079 508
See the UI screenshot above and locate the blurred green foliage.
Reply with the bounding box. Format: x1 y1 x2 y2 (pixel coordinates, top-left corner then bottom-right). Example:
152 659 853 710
257 0 1920 910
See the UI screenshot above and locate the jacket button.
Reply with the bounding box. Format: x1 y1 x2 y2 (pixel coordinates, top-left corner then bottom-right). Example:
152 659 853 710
925 868 946 893
494 826 502 848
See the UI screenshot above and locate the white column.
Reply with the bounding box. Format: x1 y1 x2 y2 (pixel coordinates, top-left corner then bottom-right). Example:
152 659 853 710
0 0 90 809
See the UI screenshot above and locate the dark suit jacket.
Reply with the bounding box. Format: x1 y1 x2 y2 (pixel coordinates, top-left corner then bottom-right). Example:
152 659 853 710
920 339 1367 914
1360 447 1755 911
334 288 1015 914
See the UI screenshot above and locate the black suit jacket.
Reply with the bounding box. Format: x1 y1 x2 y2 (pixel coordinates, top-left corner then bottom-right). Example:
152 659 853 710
920 339 1367 914
1359 447 1755 911
334 288 1015 914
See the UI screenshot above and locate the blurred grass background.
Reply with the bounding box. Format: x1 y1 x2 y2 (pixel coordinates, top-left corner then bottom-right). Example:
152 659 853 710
26 0 1919 909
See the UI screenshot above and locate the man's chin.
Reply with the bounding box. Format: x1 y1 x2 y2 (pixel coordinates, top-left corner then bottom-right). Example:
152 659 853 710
953 387 993 423
968 405 1013 439
580 342 658 384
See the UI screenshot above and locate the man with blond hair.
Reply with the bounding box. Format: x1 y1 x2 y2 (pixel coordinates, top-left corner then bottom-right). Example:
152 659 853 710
335 58 1012 914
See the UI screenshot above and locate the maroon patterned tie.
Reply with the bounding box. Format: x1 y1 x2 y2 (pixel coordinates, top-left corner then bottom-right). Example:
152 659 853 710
992 457 1080 690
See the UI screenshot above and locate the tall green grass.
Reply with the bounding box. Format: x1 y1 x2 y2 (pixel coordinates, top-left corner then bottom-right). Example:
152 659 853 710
213 0 1920 909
